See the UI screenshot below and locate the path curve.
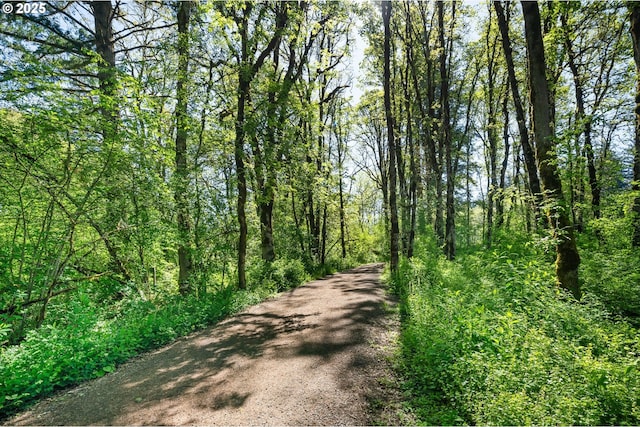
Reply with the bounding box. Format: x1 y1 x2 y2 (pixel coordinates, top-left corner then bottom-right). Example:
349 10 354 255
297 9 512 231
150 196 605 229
7 263 398 426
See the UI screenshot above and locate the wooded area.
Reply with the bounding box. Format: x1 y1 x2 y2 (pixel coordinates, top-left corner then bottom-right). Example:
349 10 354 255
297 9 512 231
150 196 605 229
1 0 640 423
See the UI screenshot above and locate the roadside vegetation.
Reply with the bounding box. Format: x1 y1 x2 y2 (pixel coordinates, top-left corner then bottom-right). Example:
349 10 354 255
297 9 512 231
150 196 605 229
390 229 640 425
0 258 357 419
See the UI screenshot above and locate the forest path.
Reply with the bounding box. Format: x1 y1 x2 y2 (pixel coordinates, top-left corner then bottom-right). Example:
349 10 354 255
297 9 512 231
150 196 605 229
8 263 402 426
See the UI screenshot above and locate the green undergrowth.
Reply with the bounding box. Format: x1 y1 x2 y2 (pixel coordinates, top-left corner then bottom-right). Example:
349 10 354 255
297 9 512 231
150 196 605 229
0 287 256 419
0 257 351 419
390 238 640 425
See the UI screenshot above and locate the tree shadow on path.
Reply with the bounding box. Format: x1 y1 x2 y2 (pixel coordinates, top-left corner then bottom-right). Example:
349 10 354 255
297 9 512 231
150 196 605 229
8 263 393 426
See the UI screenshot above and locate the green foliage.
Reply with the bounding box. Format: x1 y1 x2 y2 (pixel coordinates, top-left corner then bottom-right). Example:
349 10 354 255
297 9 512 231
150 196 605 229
248 258 309 293
586 192 636 248
575 193 640 321
0 264 311 419
581 249 640 321
392 238 640 425
0 250 324 419
0 324 10 347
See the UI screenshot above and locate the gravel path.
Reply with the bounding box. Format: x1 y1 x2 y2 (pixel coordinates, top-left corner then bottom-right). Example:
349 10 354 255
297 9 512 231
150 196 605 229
7 263 402 426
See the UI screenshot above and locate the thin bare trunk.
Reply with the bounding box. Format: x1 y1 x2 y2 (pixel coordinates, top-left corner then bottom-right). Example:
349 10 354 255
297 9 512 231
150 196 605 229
234 11 250 289
485 12 498 247
497 82 510 228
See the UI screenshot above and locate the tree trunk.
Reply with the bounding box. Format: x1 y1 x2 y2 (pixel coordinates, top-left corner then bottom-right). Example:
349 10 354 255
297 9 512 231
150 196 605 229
252 139 276 262
522 1 581 299
235 12 250 290
434 166 444 245
231 3 286 287
497 83 510 228
306 170 318 260
466 132 472 247
260 195 276 262
494 1 542 219
254 5 305 263
311 69 327 263
339 175 347 259
382 0 400 273
91 1 131 282
92 1 116 126
631 4 640 247
320 203 328 265
485 13 499 247
439 1 455 260
291 186 306 255
235 81 249 290
408 4 441 245
392 64 408 257
175 0 194 295
337 125 347 259
401 22 418 258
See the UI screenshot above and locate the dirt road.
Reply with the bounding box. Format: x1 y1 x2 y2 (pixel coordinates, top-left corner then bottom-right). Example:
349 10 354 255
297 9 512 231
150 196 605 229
7 263 401 426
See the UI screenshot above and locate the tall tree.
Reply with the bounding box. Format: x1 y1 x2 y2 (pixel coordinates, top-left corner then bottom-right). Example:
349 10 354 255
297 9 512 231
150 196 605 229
494 1 542 220
228 2 287 288
334 105 349 259
439 0 455 260
521 1 581 298
252 2 311 263
382 0 400 272
406 3 442 243
91 1 132 282
631 3 640 248
484 5 500 247
252 2 350 261
175 1 194 295
560 5 600 223
496 79 510 229
400 1 419 258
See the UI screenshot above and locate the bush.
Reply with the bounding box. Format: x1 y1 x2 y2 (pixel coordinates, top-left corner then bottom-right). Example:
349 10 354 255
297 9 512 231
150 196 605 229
271 258 308 291
248 257 309 292
581 249 640 321
392 243 640 425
